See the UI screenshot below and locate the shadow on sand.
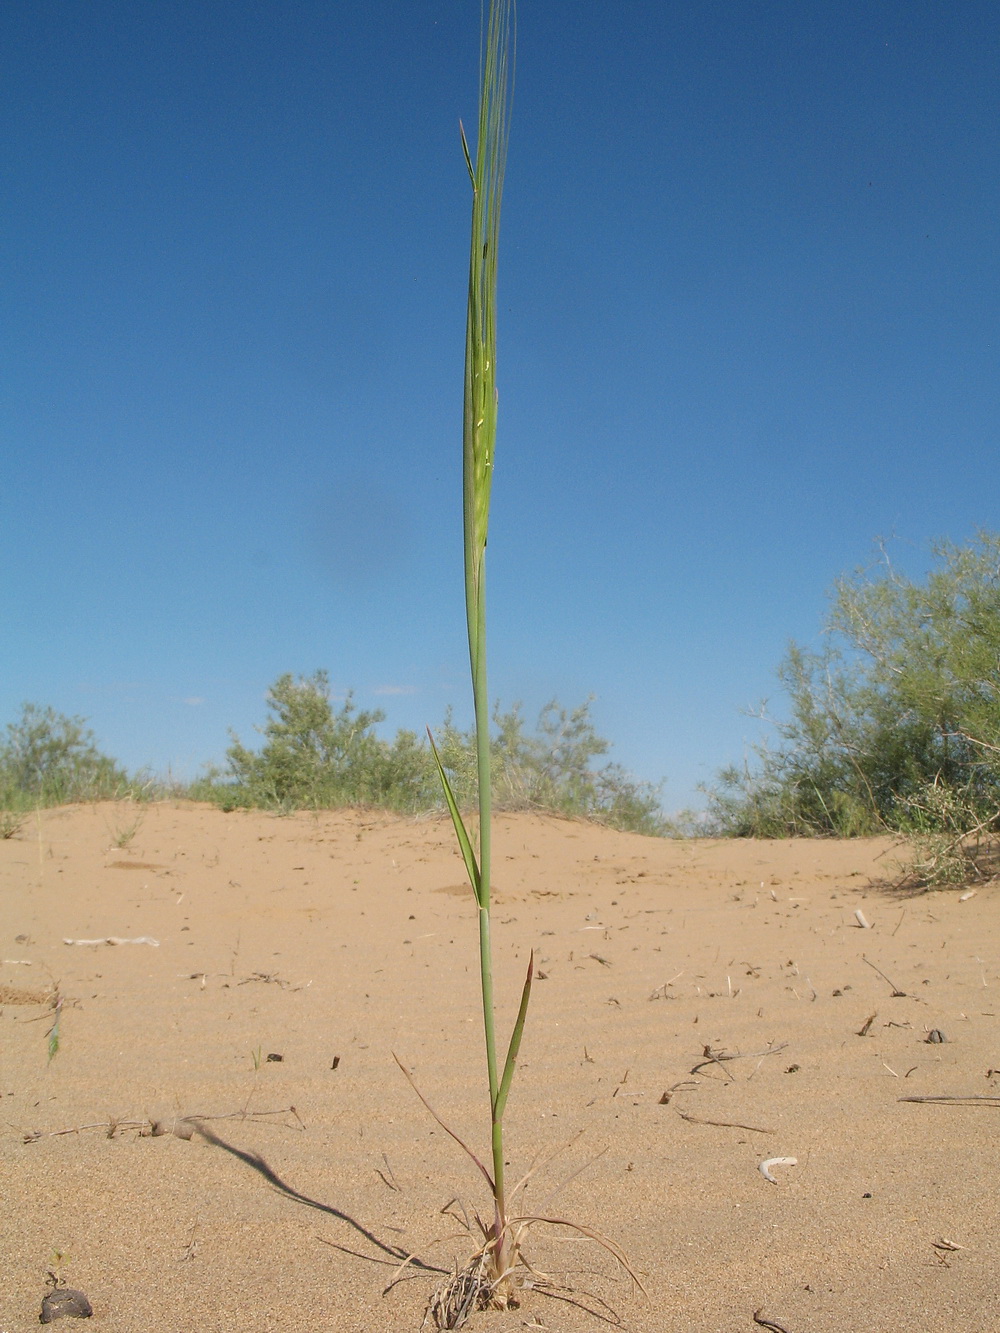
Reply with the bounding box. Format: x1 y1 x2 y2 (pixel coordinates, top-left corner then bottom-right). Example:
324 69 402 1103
191 1120 449 1279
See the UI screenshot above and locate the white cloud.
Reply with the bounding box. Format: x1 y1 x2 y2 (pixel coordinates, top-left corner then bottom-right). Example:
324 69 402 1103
373 685 417 697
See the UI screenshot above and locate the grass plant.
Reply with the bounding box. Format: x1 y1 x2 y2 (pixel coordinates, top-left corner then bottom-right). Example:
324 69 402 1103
45 986 64 1063
423 0 522 1305
194 670 664 830
403 4 640 1322
106 801 144 849
0 810 24 839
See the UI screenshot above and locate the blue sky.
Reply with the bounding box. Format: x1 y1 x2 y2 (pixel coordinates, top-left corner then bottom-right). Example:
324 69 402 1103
2 1 997 811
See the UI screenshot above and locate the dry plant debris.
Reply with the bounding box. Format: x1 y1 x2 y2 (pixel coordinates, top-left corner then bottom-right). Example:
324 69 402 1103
752 1311 794 1333
21 1106 303 1144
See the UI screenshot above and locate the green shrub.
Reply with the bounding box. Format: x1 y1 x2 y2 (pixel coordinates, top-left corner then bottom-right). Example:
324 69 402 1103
0 703 128 808
217 671 392 810
197 671 665 832
435 699 666 832
706 533 1000 843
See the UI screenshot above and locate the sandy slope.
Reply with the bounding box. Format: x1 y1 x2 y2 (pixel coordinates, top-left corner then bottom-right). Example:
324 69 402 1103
2 802 999 1332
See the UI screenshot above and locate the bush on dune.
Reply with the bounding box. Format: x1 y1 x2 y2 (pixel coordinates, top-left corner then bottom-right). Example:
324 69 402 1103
0 679 665 836
0 703 128 810
436 696 666 833
194 669 666 834
213 671 431 812
706 533 1000 882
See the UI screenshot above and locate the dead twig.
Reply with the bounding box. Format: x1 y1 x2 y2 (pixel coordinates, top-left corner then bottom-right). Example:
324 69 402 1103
171 1106 305 1132
648 969 684 999
376 1153 402 1192
22 1105 304 1145
899 1094 1000 1107
179 1221 200 1262
317 1233 445 1276
862 956 907 996
23 1119 149 1143
690 1046 735 1081
392 1054 495 1192
690 1042 788 1079
677 1111 773 1134
521 1278 627 1327
753 1310 794 1333
657 1080 699 1104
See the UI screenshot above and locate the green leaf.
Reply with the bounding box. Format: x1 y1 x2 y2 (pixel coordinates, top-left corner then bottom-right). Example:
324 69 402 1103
459 120 475 188
427 728 482 906
494 950 533 1122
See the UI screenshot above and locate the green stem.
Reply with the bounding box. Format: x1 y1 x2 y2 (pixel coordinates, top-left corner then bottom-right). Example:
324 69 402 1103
470 573 504 1224
460 0 513 1257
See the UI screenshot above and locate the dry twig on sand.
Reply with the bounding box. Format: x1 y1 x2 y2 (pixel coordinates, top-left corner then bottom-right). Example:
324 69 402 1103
899 1094 1000 1107
22 1106 304 1144
677 1111 774 1134
753 1310 795 1333
689 1042 788 1078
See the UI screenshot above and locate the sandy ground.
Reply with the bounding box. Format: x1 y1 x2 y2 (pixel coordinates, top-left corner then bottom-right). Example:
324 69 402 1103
2 802 999 1332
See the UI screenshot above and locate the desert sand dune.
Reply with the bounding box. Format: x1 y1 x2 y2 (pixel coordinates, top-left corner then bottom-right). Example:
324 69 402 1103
3 803 998 1331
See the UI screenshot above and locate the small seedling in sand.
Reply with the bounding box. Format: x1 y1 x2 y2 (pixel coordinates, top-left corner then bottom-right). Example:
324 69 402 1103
108 807 144 849
40 1252 93 1323
398 5 641 1325
46 1248 68 1285
45 986 64 1062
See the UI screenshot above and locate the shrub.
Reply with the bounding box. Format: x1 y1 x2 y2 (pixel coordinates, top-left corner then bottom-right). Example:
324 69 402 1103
436 699 665 832
217 671 398 810
706 533 1000 849
199 671 665 832
0 703 128 807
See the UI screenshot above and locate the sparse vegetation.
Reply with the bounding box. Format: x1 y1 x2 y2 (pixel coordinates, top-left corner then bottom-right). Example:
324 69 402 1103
0 684 662 834
106 801 145 849
190 669 665 833
207 671 429 813
706 533 1000 882
46 986 65 1063
0 810 24 839
0 703 128 809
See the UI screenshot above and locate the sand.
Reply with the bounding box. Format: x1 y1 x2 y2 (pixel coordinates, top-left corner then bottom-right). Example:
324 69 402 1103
2 801 999 1331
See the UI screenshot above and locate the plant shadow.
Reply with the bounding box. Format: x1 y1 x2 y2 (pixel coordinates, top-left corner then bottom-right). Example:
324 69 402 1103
190 1121 631 1327
191 1121 448 1278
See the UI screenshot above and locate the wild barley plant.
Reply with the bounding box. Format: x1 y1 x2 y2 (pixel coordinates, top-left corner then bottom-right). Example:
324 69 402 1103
420 0 528 1307
402 3 639 1324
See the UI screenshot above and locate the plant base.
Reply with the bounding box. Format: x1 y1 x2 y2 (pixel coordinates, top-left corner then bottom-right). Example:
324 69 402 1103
424 1249 522 1331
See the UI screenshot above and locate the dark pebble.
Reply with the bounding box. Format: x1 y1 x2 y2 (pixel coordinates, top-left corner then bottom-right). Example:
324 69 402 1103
40 1288 93 1322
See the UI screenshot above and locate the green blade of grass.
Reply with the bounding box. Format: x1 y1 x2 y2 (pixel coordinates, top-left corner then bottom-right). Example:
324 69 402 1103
494 950 533 1123
46 994 63 1062
459 120 475 188
427 728 482 907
